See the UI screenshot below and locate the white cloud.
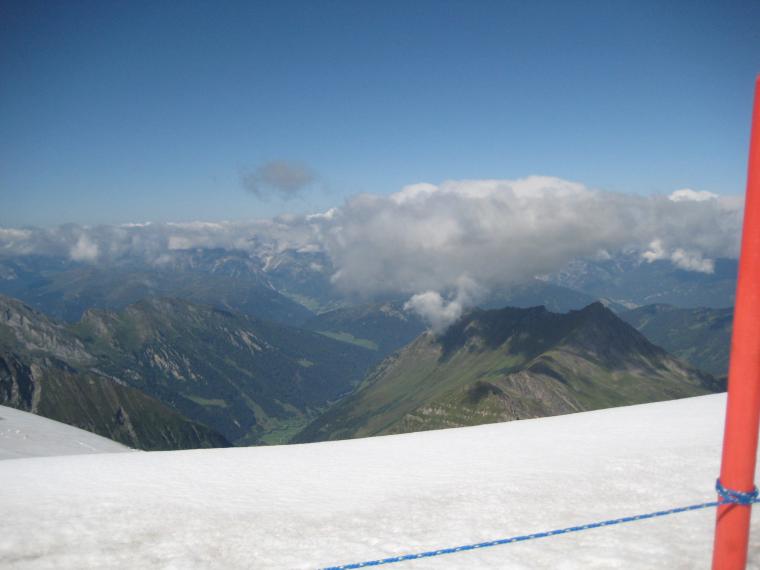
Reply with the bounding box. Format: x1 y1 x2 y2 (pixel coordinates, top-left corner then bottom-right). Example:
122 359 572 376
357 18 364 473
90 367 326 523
0 228 34 253
305 208 337 222
404 291 461 333
167 236 194 251
69 235 99 262
642 239 715 273
641 239 667 262
404 276 484 332
390 183 438 205
319 177 741 298
670 248 715 273
669 188 719 202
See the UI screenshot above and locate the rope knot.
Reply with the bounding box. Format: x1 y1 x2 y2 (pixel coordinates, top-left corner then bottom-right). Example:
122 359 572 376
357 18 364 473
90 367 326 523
715 479 759 505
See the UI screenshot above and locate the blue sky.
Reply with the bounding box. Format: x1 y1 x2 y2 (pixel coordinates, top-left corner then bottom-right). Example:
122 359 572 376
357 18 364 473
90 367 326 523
1 0 759 226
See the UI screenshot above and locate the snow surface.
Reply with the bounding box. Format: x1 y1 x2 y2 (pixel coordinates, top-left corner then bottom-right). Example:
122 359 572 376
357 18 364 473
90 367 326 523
0 405 131 460
2 394 759 569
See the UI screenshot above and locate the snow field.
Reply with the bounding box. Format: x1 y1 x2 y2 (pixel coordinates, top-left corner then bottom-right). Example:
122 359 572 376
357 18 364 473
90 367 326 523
1 394 759 569
0 405 131 460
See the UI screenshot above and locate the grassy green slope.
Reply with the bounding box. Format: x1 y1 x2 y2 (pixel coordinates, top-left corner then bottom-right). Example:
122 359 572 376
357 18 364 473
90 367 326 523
295 303 720 442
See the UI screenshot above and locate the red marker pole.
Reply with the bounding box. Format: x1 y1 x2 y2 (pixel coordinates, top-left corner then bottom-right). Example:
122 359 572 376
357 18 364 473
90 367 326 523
713 74 760 570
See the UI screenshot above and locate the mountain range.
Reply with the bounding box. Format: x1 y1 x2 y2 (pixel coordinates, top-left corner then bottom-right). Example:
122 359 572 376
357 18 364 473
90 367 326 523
0 294 376 448
0 245 738 451
295 303 721 442
621 304 733 377
0 250 739 328
547 255 737 309
0 251 314 324
0 295 229 450
75 297 375 444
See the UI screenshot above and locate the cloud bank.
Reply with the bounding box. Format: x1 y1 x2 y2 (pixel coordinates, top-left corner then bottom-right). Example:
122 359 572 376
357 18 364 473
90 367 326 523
312 177 741 327
0 176 743 329
320 177 740 286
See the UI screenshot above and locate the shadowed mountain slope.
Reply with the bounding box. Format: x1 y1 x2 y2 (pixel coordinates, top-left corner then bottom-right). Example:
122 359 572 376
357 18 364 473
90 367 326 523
621 304 733 377
0 295 229 450
71 297 376 444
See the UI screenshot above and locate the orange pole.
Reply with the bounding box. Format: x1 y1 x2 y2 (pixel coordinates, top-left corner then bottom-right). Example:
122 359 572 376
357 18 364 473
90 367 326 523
713 74 760 570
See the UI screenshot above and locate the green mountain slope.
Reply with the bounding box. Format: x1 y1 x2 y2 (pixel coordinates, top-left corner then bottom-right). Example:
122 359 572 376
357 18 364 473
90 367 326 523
620 304 733 377
0 295 229 450
72 297 376 444
295 303 721 442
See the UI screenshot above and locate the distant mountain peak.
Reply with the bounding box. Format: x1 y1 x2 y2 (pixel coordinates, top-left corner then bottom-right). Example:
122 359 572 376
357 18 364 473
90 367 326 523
576 300 607 313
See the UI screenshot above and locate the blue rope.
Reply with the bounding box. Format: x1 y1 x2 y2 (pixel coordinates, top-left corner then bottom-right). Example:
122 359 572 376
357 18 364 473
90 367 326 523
321 479 759 570
715 479 759 505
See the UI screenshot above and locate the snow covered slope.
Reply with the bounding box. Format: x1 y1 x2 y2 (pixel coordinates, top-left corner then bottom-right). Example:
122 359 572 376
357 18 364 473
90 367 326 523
1 394 758 569
0 405 131 460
